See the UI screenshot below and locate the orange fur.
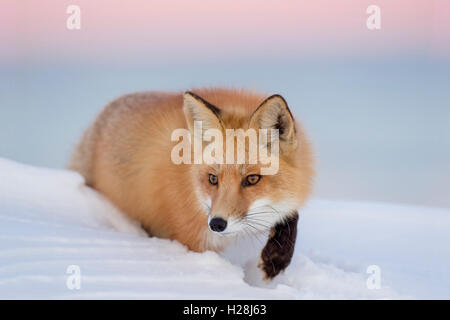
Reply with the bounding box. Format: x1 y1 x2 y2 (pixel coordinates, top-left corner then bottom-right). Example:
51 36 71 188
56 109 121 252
68 88 314 252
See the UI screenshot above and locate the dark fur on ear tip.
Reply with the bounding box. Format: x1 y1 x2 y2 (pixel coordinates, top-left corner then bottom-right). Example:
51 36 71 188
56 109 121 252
250 94 297 137
263 94 296 123
271 94 297 135
184 91 222 117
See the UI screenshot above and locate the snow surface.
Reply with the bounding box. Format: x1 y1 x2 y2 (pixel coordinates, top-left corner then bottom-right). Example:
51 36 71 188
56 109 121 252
0 157 449 299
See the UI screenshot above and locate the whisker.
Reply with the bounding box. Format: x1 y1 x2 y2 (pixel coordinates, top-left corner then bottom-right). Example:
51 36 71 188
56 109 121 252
246 211 277 216
241 225 257 249
243 219 272 232
272 237 282 248
241 223 266 247
244 217 273 228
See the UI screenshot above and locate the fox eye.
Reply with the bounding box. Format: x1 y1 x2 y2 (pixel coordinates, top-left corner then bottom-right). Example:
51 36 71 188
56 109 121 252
243 174 261 187
209 174 218 185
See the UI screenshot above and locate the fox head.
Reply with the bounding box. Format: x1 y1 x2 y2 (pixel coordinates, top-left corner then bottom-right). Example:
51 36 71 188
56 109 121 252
182 90 313 238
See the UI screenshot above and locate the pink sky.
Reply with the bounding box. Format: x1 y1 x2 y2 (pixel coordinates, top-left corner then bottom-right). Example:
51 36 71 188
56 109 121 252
1 0 449 63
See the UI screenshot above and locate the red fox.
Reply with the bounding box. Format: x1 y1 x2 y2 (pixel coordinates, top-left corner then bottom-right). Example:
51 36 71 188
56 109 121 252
68 88 314 279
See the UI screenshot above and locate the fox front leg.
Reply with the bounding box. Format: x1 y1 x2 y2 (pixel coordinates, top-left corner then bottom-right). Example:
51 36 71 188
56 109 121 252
258 211 298 280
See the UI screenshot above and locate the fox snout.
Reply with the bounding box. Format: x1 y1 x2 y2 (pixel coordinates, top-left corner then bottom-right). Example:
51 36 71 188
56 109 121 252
208 217 227 233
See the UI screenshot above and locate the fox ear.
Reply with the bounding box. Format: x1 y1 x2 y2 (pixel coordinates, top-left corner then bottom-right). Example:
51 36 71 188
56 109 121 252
249 94 297 148
183 92 223 135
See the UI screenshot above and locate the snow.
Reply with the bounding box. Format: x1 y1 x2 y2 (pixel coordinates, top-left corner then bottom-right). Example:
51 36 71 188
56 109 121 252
0 157 449 299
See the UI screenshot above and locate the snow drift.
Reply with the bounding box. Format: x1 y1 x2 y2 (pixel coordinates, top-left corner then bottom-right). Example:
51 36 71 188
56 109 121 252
0 157 449 299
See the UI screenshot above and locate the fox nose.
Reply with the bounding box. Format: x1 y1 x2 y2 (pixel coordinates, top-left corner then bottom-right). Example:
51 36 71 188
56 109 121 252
209 217 227 232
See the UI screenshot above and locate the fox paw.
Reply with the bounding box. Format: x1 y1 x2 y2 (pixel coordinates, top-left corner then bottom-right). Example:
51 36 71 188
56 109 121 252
258 212 298 281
